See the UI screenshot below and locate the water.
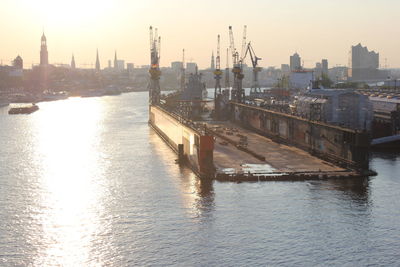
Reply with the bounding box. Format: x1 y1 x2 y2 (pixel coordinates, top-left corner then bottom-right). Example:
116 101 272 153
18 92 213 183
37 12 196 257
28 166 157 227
0 92 399 266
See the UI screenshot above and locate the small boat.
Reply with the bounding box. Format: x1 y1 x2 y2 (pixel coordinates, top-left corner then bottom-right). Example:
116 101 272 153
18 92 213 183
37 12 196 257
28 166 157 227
8 104 39 115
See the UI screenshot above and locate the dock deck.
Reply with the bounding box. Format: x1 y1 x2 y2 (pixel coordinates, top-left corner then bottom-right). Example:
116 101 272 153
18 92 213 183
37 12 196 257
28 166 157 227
205 121 363 181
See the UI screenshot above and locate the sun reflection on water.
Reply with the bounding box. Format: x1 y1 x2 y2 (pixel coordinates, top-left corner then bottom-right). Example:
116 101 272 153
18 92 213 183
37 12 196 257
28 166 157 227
31 98 111 266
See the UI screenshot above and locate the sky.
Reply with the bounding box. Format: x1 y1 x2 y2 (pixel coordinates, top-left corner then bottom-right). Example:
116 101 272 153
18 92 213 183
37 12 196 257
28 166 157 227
1 0 400 69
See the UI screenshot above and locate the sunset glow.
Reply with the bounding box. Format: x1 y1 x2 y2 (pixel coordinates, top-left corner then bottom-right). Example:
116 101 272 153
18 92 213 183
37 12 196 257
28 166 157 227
1 0 400 68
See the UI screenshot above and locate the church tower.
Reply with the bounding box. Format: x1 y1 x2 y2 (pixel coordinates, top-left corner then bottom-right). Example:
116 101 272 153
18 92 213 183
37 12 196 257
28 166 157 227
95 49 100 71
40 32 48 66
71 54 76 69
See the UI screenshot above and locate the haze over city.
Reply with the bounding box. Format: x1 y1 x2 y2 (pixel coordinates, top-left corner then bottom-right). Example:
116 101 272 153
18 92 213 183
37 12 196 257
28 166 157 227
1 0 400 69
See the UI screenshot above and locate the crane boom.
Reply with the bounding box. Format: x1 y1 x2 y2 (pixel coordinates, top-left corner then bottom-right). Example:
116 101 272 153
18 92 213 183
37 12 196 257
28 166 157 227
240 25 247 60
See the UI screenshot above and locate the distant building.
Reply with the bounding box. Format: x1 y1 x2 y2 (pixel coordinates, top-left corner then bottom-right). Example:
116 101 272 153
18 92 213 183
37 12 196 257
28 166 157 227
108 60 112 69
116 60 125 71
348 43 387 81
328 66 348 82
289 70 313 90
171 61 183 72
40 32 48 66
281 64 290 75
186 62 197 74
314 62 322 77
127 63 134 72
322 59 328 75
13 55 23 69
290 52 301 71
295 89 373 130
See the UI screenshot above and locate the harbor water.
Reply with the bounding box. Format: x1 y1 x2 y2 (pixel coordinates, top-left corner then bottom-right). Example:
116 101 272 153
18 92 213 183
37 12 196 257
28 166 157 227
0 92 399 266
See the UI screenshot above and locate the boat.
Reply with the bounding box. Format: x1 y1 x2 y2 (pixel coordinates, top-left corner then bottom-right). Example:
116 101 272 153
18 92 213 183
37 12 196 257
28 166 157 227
104 85 122 96
42 91 69 101
8 104 39 115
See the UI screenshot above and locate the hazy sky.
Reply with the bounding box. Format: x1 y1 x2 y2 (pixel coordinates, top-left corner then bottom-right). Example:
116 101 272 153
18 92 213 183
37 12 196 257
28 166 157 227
1 0 400 69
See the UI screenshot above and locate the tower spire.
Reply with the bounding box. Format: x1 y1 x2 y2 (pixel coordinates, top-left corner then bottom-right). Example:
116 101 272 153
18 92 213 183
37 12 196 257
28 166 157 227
114 50 118 69
95 49 100 71
211 51 215 69
71 54 76 69
40 31 48 66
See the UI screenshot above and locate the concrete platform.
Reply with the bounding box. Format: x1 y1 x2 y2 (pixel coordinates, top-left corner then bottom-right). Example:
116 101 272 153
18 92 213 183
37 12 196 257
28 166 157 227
205 121 363 181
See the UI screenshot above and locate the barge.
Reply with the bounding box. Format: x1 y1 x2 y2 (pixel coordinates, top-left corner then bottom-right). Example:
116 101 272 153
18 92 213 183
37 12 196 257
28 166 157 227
8 104 39 115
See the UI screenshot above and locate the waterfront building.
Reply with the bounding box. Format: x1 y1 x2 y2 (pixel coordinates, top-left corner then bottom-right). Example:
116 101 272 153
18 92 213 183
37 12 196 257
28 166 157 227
348 43 387 81
290 52 301 71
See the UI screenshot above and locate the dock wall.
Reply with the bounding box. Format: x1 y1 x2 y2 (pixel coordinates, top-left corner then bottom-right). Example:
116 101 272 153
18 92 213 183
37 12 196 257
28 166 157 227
149 105 214 176
231 103 370 169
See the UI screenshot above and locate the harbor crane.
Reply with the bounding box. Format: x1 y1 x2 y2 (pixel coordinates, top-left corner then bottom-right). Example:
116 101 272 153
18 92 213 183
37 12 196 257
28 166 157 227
148 26 161 105
229 25 246 103
243 42 262 95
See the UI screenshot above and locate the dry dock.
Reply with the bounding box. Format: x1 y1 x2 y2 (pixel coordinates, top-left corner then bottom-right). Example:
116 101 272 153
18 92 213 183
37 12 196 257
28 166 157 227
206 121 372 182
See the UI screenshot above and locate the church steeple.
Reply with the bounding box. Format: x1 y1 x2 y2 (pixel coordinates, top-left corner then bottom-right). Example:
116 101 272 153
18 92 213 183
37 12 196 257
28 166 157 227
40 32 48 66
71 54 76 69
211 51 215 69
95 49 100 71
114 50 118 69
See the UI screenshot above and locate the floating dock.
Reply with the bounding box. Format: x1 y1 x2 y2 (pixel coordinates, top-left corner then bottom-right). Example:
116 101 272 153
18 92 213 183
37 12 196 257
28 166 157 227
149 104 375 182
207 121 372 181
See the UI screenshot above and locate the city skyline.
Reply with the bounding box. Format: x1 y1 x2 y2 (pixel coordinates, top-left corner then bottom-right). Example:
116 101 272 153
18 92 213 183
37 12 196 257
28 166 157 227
1 0 400 69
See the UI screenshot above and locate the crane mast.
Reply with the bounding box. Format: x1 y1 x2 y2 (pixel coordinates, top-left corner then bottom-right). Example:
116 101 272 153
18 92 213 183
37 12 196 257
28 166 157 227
148 26 161 105
214 35 222 95
229 25 245 103
213 35 223 118
224 47 230 90
240 25 247 60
